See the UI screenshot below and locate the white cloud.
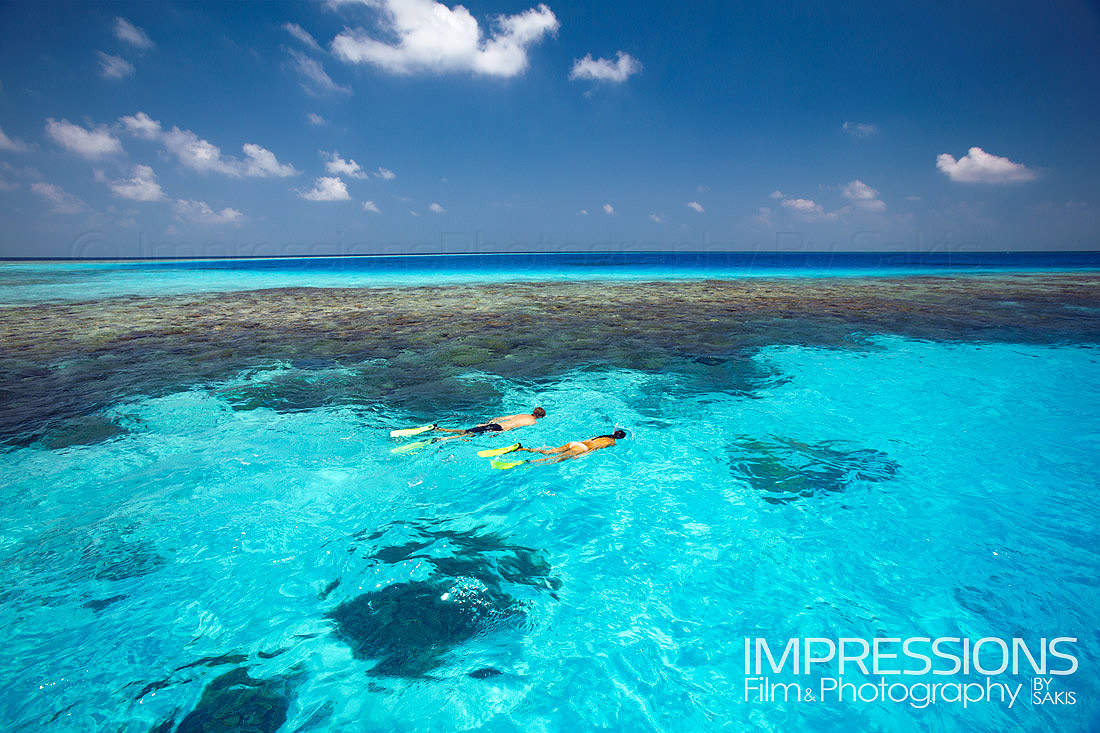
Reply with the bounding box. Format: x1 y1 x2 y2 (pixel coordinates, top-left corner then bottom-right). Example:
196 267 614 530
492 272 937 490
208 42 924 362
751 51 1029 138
331 0 559 78
283 22 322 52
362 200 380 213
686 201 704 213
288 49 350 95
841 179 886 212
160 128 233 174
45 118 122 159
31 182 89 214
410 210 419 216
773 181 888 221
374 166 396 180
323 151 367 178
0 125 30 152
752 206 773 228
780 195 848 222
842 121 878 138
299 176 351 201
118 113 297 178
936 147 1037 183
306 112 327 126
781 197 825 216
602 203 614 215
96 51 134 79
119 111 161 140
110 164 166 201
114 17 153 49
429 202 446 213
0 179 18 191
173 198 244 224
569 51 641 83
648 213 662 223
240 143 297 177
577 208 588 215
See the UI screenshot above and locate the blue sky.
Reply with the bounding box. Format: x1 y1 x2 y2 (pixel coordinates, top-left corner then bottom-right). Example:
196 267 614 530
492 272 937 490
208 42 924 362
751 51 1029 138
0 0 1098 257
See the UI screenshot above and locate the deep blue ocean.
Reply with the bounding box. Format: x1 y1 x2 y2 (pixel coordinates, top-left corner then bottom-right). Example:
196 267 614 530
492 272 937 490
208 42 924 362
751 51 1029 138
3 251 1100 304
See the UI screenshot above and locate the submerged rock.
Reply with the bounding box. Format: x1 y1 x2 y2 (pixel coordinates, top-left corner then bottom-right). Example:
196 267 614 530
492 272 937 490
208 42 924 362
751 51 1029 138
92 548 166 581
38 414 128 449
174 667 290 733
730 437 900 504
327 578 523 678
84 533 167 582
216 362 504 418
328 520 560 678
176 654 250 672
468 667 503 679
81 594 127 612
357 520 561 596
218 368 367 413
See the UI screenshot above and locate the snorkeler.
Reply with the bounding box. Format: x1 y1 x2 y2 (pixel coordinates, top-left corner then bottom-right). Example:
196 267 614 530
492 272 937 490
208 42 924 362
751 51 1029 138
490 429 627 469
432 407 546 437
389 408 546 452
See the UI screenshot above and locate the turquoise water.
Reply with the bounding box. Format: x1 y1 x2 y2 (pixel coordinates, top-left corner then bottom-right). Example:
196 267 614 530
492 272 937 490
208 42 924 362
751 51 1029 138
2 332 1098 730
4 251 1100 304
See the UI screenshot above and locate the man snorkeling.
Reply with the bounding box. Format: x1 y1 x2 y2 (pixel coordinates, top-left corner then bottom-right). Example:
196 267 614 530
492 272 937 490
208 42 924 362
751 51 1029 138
490 429 627 468
390 408 546 451
431 407 546 438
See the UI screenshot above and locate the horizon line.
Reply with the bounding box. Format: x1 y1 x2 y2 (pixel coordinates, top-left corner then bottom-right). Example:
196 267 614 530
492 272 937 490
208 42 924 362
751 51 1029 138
4 249 1100 264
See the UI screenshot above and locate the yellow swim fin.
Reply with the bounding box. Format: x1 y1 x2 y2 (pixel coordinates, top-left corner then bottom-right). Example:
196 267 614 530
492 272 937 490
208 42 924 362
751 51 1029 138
490 457 529 470
478 443 521 458
390 423 435 438
391 439 434 454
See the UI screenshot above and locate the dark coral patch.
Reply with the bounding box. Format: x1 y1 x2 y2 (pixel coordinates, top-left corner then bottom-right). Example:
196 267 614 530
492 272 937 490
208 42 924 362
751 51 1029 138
81 594 127 612
174 668 290 733
4 274 1098 445
356 520 561 596
468 667 503 679
85 535 166 581
327 578 522 678
328 520 560 678
38 414 128 449
730 437 899 504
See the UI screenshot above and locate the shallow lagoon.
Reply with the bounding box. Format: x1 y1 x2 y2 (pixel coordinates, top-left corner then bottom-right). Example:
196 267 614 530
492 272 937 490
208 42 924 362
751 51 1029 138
0 259 1098 731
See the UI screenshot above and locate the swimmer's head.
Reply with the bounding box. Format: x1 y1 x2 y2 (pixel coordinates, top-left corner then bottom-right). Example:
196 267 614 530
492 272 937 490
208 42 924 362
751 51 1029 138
532 407 546 418
611 429 627 439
